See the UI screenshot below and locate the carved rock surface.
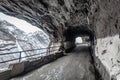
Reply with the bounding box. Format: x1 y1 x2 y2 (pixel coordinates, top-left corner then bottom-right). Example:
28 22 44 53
0 0 90 41
89 0 120 80
0 0 120 79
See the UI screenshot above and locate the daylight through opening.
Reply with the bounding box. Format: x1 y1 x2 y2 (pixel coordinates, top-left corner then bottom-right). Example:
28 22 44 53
0 12 50 69
75 37 82 44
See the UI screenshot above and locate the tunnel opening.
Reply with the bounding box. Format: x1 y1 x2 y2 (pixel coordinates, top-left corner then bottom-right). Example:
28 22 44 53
75 36 91 46
63 25 95 53
75 37 82 44
0 12 50 69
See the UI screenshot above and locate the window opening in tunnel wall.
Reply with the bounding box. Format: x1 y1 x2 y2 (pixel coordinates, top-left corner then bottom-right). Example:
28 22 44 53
0 12 50 69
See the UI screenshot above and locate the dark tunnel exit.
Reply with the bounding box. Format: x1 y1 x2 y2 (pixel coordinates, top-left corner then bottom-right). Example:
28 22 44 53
63 25 95 53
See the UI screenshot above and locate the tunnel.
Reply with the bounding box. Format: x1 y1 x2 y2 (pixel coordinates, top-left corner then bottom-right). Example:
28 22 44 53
0 0 120 80
63 25 95 53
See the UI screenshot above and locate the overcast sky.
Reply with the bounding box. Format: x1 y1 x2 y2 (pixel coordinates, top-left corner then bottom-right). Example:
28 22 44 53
0 12 41 33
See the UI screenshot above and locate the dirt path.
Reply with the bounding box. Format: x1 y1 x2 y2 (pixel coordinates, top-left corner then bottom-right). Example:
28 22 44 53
11 45 95 80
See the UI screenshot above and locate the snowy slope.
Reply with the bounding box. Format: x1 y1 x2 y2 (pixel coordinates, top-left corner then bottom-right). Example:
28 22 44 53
0 20 49 68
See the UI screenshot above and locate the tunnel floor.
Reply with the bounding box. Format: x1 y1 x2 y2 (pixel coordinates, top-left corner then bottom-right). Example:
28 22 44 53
11 44 96 80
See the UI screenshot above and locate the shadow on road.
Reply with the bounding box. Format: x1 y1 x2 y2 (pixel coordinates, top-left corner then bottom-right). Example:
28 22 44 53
72 44 90 54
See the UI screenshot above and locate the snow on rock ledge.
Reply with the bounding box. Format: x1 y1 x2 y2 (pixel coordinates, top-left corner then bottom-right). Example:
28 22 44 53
0 20 49 68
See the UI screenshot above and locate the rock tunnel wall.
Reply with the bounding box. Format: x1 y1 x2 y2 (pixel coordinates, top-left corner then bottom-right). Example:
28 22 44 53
0 0 120 80
89 0 120 80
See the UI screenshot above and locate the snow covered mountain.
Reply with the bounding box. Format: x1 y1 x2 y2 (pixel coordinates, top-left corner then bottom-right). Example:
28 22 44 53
0 20 49 68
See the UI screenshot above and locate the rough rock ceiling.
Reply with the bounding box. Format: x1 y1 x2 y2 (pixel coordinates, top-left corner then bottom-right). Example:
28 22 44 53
1 0 120 80
0 0 91 41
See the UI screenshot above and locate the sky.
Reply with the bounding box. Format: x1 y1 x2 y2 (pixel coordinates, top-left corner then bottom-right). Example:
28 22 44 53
0 12 41 33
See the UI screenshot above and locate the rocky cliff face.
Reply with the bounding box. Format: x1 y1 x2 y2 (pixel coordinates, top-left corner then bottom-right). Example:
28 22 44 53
0 0 91 41
0 20 49 68
0 20 25 52
0 0 120 79
89 0 120 80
